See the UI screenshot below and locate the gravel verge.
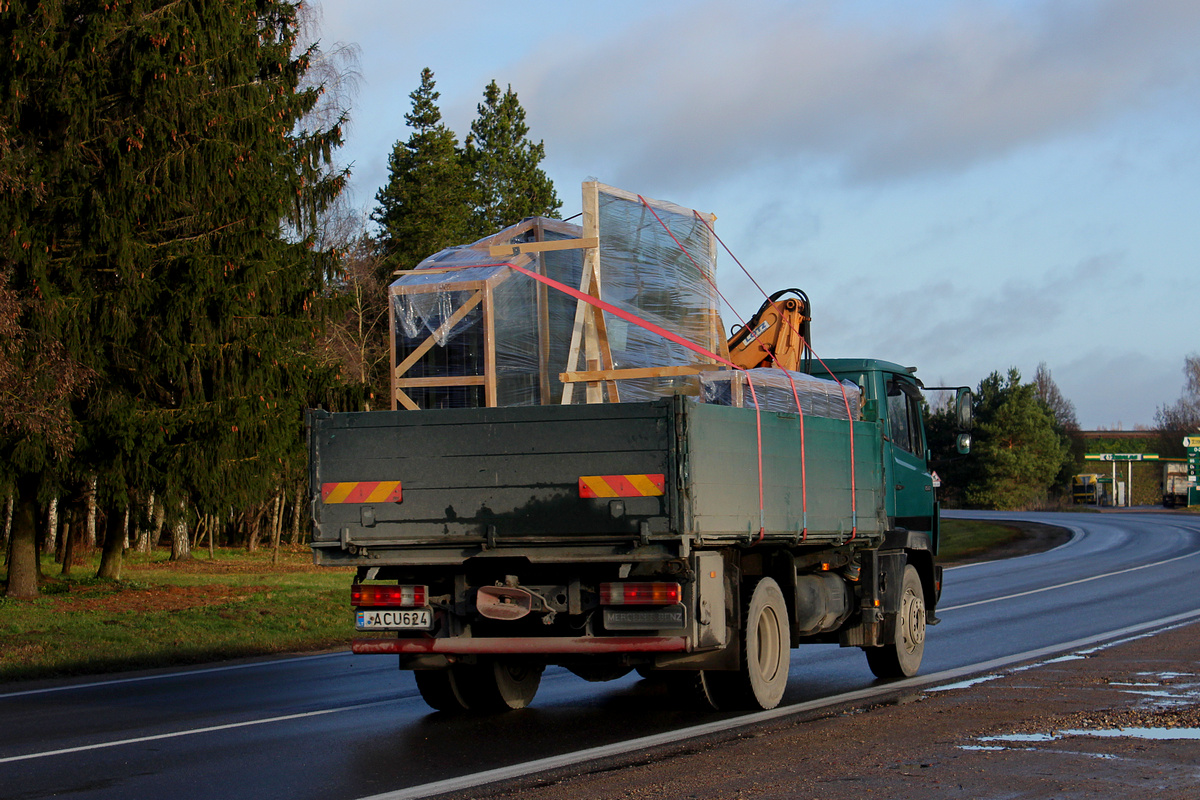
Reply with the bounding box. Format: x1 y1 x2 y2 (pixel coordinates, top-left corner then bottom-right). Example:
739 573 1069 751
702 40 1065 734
469 618 1200 800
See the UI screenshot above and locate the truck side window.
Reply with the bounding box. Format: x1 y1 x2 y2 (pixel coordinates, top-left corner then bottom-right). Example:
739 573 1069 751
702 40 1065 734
887 392 913 454
907 395 925 456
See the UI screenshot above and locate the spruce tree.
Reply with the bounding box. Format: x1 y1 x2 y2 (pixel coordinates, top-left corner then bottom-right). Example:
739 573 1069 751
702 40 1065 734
0 1 350 584
372 68 475 276
465 80 561 234
963 370 1070 510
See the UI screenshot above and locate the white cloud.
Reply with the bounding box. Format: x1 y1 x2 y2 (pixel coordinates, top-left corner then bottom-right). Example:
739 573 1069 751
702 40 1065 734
518 0 1200 188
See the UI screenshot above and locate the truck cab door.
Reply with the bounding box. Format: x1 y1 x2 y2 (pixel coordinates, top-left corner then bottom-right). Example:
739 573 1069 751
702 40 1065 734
884 375 933 523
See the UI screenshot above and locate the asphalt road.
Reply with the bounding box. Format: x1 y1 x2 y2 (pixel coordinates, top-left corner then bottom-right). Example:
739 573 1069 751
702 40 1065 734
3 510 1199 800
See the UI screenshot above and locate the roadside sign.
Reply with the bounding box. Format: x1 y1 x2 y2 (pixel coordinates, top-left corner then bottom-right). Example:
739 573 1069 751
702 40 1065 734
1084 453 1159 462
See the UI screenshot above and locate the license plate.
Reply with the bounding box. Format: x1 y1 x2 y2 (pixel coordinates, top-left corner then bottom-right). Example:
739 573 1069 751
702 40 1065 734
356 608 433 630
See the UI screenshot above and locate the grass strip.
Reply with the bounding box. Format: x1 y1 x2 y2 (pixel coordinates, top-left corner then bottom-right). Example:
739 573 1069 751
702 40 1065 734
0 547 355 683
938 518 1024 563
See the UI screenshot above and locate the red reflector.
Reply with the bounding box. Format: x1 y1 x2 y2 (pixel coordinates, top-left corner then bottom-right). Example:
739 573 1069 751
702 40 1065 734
351 584 427 607
599 582 681 606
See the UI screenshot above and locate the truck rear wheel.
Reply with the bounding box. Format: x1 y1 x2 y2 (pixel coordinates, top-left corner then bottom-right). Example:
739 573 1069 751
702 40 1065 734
865 564 926 679
414 669 471 712
457 659 543 711
414 659 543 712
703 577 791 711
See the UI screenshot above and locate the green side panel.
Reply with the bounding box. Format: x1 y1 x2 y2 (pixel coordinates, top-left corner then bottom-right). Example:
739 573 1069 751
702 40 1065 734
683 402 886 541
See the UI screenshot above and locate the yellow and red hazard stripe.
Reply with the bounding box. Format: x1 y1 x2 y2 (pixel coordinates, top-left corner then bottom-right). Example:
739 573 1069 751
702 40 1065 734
321 481 403 504
578 474 665 498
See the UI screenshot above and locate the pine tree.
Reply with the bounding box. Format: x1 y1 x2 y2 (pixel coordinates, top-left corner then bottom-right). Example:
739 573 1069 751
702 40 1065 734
964 369 1070 510
372 68 475 276
464 80 561 234
1 1 351 586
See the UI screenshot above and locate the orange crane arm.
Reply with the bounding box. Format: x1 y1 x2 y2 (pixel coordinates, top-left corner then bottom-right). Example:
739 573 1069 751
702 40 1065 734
726 289 813 373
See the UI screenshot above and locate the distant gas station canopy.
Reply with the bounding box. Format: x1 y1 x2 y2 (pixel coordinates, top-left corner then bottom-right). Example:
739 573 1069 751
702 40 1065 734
1083 453 1158 462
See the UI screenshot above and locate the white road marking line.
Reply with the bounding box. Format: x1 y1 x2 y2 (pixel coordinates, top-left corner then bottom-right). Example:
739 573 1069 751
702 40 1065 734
940 549 1200 611
0 652 350 699
0 699 397 765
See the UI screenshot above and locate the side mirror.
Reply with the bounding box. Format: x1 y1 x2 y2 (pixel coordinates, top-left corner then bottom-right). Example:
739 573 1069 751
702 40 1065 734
956 432 972 455
955 388 974 430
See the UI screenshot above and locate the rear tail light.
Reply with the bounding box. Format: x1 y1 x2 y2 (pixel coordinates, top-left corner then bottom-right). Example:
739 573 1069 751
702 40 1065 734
351 584 427 608
600 582 681 606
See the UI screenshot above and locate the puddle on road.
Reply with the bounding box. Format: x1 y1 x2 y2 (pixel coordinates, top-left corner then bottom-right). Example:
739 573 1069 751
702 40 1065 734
1111 673 1200 708
929 674 1002 692
975 727 1200 745
960 744 1122 760
1038 655 1087 665
1137 672 1195 681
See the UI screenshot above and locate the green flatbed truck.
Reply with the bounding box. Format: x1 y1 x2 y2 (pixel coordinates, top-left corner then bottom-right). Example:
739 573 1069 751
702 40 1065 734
308 358 971 711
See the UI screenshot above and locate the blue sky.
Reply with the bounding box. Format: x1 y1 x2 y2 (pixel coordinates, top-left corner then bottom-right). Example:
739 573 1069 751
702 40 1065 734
314 0 1199 429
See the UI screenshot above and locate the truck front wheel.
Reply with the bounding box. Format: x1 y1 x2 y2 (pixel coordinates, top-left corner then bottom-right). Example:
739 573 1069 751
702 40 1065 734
704 577 791 711
864 564 926 679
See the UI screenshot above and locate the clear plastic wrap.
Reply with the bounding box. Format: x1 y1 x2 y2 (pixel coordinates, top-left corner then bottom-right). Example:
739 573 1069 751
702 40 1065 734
699 368 862 421
587 186 723 402
389 219 583 409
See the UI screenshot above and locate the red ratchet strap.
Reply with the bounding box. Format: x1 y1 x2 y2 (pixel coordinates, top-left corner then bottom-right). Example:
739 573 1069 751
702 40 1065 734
637 197 794 543
492 258 768 541
692 212 856 539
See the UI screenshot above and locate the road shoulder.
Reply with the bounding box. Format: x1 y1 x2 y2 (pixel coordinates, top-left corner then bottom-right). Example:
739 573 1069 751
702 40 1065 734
477 619 1200 800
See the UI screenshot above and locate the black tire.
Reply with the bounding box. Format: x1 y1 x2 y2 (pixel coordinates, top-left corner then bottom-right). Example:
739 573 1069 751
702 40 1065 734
414 669 471 712
865 564 926 679
666 670 721 709
456 658 543 711
703 577 791 711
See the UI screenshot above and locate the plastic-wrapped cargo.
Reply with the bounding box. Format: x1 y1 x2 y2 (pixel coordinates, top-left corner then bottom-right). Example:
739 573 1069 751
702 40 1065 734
387 182 726 411
389 218 584 410
582 184 725 402
699 368 862 421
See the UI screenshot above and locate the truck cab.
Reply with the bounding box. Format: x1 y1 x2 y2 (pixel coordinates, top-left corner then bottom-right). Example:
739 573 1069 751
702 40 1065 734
823 359 939 544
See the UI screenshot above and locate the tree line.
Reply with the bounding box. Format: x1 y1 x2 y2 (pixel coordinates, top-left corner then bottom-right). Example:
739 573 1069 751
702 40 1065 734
928 356 1200 510
0 2 559 598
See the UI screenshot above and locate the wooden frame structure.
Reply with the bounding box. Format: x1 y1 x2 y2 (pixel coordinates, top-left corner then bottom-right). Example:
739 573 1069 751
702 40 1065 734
388 217 586 411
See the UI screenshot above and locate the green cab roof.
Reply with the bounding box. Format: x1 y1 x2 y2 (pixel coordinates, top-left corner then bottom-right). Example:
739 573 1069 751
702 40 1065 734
816 358 917 377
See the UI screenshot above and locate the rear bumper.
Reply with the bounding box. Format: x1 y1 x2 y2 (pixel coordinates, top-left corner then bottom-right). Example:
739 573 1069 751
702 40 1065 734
351 636 688 655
